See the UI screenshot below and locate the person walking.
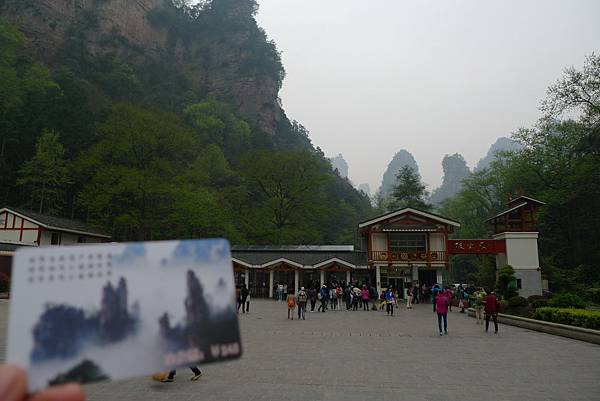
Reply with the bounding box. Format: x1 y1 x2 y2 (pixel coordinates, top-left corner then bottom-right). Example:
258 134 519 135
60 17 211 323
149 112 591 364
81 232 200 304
297 287 308 320
361 285 370 311
235 285 242 313
474 287 486 325
240 284 249 314
352 287 361 311
369 284 378 311
484 291 500 334
245 292 251 313
318 285 329 312
344 286 352 310
384 287 395 316
459 288 468 313
330 285 338 311
413 284 420 304
435 290 450 335
406 287 414 309
309 287 317 312
161 367 202 382
287 290 296 320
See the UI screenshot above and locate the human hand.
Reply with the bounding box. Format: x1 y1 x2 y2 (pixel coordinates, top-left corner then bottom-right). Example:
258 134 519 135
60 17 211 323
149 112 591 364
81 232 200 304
0 364 85 401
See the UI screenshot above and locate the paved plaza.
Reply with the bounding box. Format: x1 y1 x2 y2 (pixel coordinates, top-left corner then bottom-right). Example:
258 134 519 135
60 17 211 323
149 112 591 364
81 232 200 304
1 299 599 400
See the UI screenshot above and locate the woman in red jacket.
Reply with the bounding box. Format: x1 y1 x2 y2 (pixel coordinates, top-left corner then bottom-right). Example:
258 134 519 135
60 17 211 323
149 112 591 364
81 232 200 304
483 291 500 334
435 291 450 335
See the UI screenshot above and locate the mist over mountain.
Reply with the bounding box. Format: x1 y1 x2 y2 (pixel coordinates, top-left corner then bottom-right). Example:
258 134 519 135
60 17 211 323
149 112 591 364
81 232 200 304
357 183 371 197
476 137 524 171
378 149 419 199
330 153 349 179
429 153 471 206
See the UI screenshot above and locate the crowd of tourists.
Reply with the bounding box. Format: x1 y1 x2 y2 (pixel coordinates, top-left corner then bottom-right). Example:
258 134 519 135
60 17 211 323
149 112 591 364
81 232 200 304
276 280 502 335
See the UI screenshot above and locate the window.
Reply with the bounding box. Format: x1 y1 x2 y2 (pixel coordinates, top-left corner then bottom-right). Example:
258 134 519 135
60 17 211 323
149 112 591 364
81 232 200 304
51 232 60 245
517 279 522 289
389 233 426 252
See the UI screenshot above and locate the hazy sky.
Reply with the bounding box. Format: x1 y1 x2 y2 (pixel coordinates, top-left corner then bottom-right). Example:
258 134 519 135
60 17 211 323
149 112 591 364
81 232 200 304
252 0 600 192
194 1 599 191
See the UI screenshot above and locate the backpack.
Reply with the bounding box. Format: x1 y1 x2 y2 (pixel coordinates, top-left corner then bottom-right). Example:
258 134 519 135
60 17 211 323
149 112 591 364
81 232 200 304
287 297 296 308
298 291 308 303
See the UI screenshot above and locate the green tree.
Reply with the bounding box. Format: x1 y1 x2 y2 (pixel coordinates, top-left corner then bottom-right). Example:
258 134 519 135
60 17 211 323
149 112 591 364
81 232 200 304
496 265 518 299
17 130 71 214
242 150 326 243
184 99 251 161
76 104 199 240
388 166 431 211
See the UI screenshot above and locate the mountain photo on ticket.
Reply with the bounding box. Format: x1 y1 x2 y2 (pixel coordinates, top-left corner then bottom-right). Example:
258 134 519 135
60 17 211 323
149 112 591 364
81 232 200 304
7 239 242 391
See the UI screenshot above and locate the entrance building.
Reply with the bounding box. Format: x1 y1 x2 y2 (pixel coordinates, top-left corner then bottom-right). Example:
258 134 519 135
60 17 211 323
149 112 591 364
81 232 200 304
358 208 460 297
231 245 368 298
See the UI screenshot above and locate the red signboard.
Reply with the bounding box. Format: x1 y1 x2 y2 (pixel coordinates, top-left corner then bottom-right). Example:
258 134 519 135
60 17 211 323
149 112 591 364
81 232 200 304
446 239 506 254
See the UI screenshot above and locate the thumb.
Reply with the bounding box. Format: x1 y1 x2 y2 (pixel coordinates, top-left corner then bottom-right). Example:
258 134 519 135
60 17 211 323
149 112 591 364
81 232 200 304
0 364 28 401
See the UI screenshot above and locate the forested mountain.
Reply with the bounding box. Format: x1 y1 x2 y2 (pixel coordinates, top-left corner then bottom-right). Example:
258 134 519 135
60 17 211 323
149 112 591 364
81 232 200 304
377 149 419 200
429 153 471 207
0 0 373 244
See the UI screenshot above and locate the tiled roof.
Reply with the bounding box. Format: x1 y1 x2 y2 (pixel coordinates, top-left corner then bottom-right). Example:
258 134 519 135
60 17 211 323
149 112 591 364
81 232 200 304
232 247 368 268
2 207 111 238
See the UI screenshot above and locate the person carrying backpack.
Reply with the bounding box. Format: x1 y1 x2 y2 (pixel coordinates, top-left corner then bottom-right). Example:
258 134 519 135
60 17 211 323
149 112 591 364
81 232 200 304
297 287 308 320
287 290 297 320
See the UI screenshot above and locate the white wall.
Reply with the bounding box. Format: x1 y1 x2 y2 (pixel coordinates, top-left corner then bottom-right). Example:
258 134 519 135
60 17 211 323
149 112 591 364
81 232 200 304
372 233 387 252
429 233 445 252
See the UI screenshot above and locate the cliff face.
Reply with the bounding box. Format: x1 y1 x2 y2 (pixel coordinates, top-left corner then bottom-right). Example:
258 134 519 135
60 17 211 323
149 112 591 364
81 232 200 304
0 0 281 134
1 0 166 57
430 153 471 205
378 149 420 199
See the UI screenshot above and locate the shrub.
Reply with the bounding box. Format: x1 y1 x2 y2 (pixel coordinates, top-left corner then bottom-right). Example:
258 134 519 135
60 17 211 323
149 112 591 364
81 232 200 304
533 307 600 330
532 299 549 309
548 293 587 309
508 296 528 308
585 288 600 304
527 294 545 303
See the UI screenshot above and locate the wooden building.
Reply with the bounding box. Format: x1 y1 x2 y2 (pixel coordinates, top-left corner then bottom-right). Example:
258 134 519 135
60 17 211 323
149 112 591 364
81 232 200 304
358 208 460 296
232 208 460 298
0 207 110 280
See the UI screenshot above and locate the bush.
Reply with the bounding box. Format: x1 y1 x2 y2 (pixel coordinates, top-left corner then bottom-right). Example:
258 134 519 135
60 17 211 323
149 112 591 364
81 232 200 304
508 296 528 308
548 293 587 309
533 307 600 330
532 299 549 309
527 294 545 303
585 288 600 304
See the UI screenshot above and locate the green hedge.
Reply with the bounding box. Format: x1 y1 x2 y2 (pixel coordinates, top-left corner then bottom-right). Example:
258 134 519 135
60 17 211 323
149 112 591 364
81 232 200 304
548 293 587 309
508 296 528 307
533 307 600 330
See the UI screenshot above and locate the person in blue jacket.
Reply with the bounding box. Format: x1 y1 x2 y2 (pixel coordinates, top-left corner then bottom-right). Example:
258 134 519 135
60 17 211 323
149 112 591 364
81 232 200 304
384 287 396 316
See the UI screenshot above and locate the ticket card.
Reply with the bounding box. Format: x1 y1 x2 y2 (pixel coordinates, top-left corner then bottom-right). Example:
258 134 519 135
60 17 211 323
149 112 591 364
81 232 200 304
7 239 242 391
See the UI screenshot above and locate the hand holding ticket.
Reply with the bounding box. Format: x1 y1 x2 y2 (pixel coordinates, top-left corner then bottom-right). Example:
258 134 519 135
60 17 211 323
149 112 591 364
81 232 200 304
7 239 242 391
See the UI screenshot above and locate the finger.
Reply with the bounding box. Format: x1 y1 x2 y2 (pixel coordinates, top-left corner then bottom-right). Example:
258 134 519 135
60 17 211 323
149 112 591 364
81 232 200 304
0 364 28 401
28 384 86 401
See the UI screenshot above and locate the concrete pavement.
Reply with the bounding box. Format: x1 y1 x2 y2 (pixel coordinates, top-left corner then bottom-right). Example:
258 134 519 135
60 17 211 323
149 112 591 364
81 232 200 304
1 299 599 400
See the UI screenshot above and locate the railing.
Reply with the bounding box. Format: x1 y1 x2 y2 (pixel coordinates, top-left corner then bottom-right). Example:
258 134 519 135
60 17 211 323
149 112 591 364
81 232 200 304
369 250 446 263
